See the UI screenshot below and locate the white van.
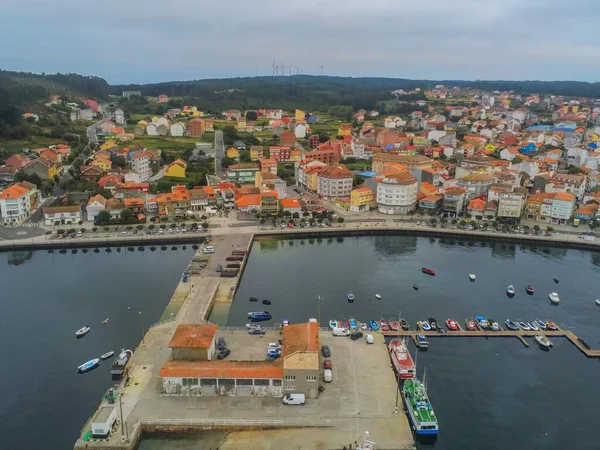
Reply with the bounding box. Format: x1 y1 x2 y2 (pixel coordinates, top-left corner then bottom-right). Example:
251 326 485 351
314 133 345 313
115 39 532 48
365 334 374 344
323 369 332 383
282 393 305 405
332 327 350 337
203 245 215 254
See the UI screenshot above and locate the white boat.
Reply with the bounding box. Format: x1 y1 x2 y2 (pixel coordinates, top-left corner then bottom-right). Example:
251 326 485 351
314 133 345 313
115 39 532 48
102 318 110 324
78 358 99 373
100 351 115 360
246 323 262 330
506 285 515 295
347 291 355 302
469 273 476 281
329 320 338 329
596 299 600 306
375 294 382 300
535 335 553 349
75 325 91 338
549 292 560 304
361 322 368 330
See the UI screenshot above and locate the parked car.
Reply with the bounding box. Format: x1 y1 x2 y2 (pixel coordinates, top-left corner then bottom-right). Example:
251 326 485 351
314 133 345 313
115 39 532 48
323 368 333 383
217 337 226 350
217 348 231 360
216 264 222 272
282 393 305 405
249 328 265 335
350 331 364 340
332 327 350 337
323 359 332 370
365 334 374 344
321 345 331 357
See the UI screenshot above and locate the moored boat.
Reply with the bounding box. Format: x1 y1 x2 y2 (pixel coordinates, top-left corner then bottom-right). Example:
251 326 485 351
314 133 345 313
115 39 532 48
546 321 558 331
389 319 400 331
475 315 488 330
535 335 553 350
102 318 110 325
421 267 436 276
329 320 338 329
111 349 132 377
413 284 419 290
369 320 380 330
78 358 99 373
349 319 358 330
100 351 114 360
282 319 290 327
400 319 410 331
506 285 515 296
596 299 600 307
419 321 431 331
249 297 258 302
427 318 438 331
505 319 519 331
388 338 416 379
553 277 559 284
518 321 531 331
375 294 382 300
380 320 390 331
340 321 349 329
402 377 439 435
489 319 500 331
247 323 263 330
469 273 476 281
549 292 560 304
445 319 458 330
182 273 189 282
75 325 91 338
526 285 534 295
528 322 539 331
262 299 272 305
360 321 368 330
415 334 429 349
465 319 477 331
535 320 547 330
347 291 355 302
247 311 272 321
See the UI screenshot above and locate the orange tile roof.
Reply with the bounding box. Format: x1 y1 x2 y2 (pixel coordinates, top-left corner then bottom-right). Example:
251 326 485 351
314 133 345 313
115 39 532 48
124 198 144 208
236 194 261 208
0 184 30 199
554 192 576 202
468 198 486 210
280 198 301 208
87 194 106 206
169 324 218 349
159 360 283 379
282 322 319 357
381 172 417 185
353 187 372 193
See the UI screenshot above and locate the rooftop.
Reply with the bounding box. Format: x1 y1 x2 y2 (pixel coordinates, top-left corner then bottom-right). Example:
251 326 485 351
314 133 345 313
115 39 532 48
159 359 283 379
169 324 218 349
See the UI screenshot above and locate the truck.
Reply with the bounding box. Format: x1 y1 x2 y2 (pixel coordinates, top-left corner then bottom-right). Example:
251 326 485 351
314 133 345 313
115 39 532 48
573 218 580 227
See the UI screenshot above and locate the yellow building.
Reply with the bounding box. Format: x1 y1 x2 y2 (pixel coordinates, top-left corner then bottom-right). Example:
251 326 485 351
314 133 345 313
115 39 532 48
306 168 322 192
289 150 301 162
227 147 240 159
100 140 117 151
350 187 375 212
484 143 497 153
90 157 112 171
236 120 247 131
295 109 305 121
250 146 264 160
338 124 352 136
164 158 187 178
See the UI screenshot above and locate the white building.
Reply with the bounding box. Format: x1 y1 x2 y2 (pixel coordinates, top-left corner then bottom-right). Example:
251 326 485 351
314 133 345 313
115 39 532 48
376 172 418 215
295 160 326 190
43 206 82 226
551 193 576 223
170 122 187 137
146 123 159 136
497 192 524 220
86 194 106 222
350 141 366 159
114 109 125 126
0 183 34 225
294 123 307 139
551 173 587 200
316 165 353 200
131 153 152 181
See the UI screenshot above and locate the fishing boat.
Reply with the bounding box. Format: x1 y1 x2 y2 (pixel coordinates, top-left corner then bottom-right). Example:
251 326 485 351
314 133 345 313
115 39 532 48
549 292 560 304
413 284 419 291
421 267 436 276
506 285 515 296
528 322 539 331
505 319 519 331
75 326 91 338
415 334 429 349
445 319 458 330
553 277 559 284
489 319 500 331
526 285 535 295
102 318 110 325
469 273 476 281
402 377 439 435
535 320 547 330
475 316 488 330
380 320 390 331
389 319 400 331
388 338 416 379
78 358 99 373
427 318 438 331
400 319 410 331
111 349 132 377
369 320 380 330
518 321 531 331
546 321 558 331
419 321 431 331
347 291 355 302
249 297 258 302
465 319 477 331
375 294 382 300
100 351 115 360
262 299 272 305
349 319 358 330
247 311 272 321
535 335 553 350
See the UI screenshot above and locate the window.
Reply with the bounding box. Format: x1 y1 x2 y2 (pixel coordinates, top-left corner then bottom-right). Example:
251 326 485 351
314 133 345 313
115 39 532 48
306 376 317 382
182 378 199 386
254 379 269 386
272 379 282 386
237 379 252 386
284 375 296 381
285 385 296 391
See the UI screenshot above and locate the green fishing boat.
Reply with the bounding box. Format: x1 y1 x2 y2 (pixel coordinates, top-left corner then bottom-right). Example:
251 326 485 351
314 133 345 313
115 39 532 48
402 376 439 435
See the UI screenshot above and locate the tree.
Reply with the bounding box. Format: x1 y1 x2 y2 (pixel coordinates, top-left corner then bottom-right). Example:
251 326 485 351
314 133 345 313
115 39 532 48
271 218 277 228
337 217 345 224
120 208 134 223
97 210 111 224
260 218 266 226
246 111 257 121
303 211 310 218
283 211 291 217
353 174 365 187
523 225 530 232
170 223 176 229
459 220 467 227
451 219 458 226
546 226 554 233
160 224 167 229
430 218 437 227
79 228 86 234
126 226 133 231
255 212 261 219
92 227 98 233
440 217 447 225
513 156 523 164
486 215 494 222
148 224 155 230
136 224 144 231
567 165 584 175
103 226 110 233
292 212 300 219
221 156 235 169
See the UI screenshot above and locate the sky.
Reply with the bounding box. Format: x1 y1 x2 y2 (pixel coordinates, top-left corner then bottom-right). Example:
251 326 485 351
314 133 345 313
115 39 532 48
1 0 599 85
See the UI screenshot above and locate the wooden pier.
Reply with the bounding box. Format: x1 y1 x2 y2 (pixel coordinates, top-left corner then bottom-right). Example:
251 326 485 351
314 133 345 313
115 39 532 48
382 328 600 358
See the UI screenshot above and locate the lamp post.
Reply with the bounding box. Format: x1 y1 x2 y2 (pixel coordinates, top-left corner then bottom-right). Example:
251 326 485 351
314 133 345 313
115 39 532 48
317 295 322 326
139 310 145 345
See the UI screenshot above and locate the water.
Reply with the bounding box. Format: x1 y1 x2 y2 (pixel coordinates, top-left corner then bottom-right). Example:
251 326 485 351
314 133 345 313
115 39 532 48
227 235 600 450
0 246 195 450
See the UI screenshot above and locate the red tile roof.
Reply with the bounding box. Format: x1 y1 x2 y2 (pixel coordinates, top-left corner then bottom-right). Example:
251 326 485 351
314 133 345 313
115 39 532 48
159 360 283 379
282 322 319 357
169 324 218 349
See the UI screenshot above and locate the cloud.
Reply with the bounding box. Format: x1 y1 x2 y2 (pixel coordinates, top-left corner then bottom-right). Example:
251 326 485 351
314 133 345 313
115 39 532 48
0 0 599 83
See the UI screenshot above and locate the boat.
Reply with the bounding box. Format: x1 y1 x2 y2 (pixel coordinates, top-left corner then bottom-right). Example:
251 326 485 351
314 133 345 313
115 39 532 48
78 358 100 373
111 349 133 377
427 318 438 331
402 377 439 435
528 322 539 331
75 326 91 338
347 291 355 302
546 321 558 331
421 267 436 276
102 318 110 325
596 299 600 307
380 320 390 331
518 321 531 331
246 323 262 330
469 273 476 281
262 299 272 305
535 335 553 350
369 320 380 330
100 351 115 360
489 319 500 331
375 294 382 300
420 321 431 331
361 321 368 330
249 297 258 302
388 338 416 379
535 320 547 330
329 320 338 329
389 319 400 331
553 277 559 284
182 273 189 282
549 292 560 304
400 319 410 331
505 319 519 331
282 319 290 327
415 334 429 349
340 321 349 329
526 285 535 295
413 284 419 291
506 285 515 296
349 319 358 330
475 316 488 330
445 319 458 330
247 311 272 321
465 319 477 331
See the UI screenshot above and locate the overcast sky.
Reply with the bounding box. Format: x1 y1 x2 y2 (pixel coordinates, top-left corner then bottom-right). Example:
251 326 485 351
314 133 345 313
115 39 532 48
1 0 598 84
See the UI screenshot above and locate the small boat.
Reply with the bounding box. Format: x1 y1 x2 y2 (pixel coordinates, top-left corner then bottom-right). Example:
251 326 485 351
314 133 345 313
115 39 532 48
415 334 429 349
102 318 110 324
247 311 272 321
249 297 258 302
246 323 262 330
413 284 419 291
535 335 553 350
475 315 488 330
420 321 431 331
329 320 339 329
400 319 410 331
75 326 91 338
182 273 189 282
445 319 458 330
100 351 115 360
465 319 477 331
389 319 400 331
506 285 515 296
553 277 559 284
535 320 547 330
375 294 382 300
549 292 560 304
369 320 380 330
349 319 358 330
380 320 390 331
596 299 600 307
528 322 539 331
361 321 368 330
428 318 438 331
78 358 99 373
340 321 349 329
505 319 519 331
347 291 355 302
489 319 500 331
282 319 290 327
469 273 476 281
262 299 272 305
421 267 436 276
526 285 535 295
546 321 558 331
518 321 531 331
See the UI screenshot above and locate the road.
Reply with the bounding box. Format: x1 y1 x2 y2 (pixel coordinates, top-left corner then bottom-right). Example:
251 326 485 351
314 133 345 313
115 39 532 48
215 130 225 179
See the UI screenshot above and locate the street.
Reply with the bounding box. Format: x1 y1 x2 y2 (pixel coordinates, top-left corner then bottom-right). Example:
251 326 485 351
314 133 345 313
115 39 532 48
214 130 225 179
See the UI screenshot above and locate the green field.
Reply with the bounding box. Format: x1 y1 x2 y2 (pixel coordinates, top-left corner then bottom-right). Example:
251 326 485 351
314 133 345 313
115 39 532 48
0 136 70 155
131 133 215 152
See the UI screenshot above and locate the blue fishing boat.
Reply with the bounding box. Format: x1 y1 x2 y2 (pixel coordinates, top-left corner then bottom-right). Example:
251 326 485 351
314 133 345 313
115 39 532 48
349 319 358 330
247 311 271 321
518 321 531 331
369 320 380 330
415 334 429 349
535 320 547 330
78 358 99 373
504 319 519 331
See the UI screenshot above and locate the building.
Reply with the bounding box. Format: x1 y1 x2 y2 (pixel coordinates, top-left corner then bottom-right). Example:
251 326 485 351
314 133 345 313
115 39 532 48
269 146 291 162
550 192 576 224
5 154 29 169
372 154 433 173
226 163 260 184
158 94 169 103
456 174 495 199
259 158 277 175
169 324 218 361
281 322 320 399
90 157 112 172
551 173 587 200
164 159 187 178
295 160 327 191
250 146 264 161
350 187 375 212
170 122 186 136
255 172 286 199
260 193 279 215
526 192 576 223
105 198 126 219
131 153 152 181
497 192 524 221
574 203 599 222
376 172 418 215
22 157 60 181
280 130 296 146
280 198 302 215
0 184 34 225
43 206 82 225
86 194 106 222
419 194 443 213
317 164 353 200
0 166 19 184
188 118 205 137
304 149 340 166
442 187 468 215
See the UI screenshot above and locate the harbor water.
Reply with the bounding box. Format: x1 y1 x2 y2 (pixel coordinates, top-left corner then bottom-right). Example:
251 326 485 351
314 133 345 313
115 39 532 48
0 246 195 450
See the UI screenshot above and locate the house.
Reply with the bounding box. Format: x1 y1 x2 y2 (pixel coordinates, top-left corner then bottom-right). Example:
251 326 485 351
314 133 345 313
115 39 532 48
235 194 261 212
304 149 340 166
250 146 264 161
317 164 353 200
90 157 112 172
188 118 205 137
0 183 36 225
269 146 291 162
526 192 576 224
281 322 321 399
350 187 375 212
295 160 327 190
43 206 82 226
226 163 260 184
158 94 169 103
255 172 286 199
114 109 125 125
105 198 126 219
280 198 302 215
280 130 296 146
170 122 186 137
123 198 145 214
442 187 468 215
259 158 278 175
338 124 352 137
131 153 152 181
467 198 486 217
574 203 599 222
0 166 18 184
372 154 433 173
5 154 29 169
86 194 106 222
551 173 587 200
260 193 279 215
500 147 520 161
294 123 307 139
164 159 187 178
419 194 443 212
456 174 495 199
376 172 418 215
497 192 524 221
22 157 60 181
